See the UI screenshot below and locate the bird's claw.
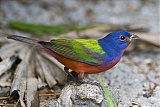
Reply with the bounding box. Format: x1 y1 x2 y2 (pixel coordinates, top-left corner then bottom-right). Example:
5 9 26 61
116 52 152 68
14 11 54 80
64 67 103 91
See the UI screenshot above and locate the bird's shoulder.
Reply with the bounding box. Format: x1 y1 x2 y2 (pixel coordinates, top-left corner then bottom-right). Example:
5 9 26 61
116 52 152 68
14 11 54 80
71 39 106 54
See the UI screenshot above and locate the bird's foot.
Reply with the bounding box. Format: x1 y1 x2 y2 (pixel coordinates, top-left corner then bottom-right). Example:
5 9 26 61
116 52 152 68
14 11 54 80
63 67 102 90
64 67 81 83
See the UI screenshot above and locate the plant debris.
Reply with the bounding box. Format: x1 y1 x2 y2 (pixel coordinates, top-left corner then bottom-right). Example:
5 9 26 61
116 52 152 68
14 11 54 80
0 36 67 107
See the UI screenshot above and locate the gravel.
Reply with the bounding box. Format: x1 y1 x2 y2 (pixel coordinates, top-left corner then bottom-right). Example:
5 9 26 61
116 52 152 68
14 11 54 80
89 50 160 107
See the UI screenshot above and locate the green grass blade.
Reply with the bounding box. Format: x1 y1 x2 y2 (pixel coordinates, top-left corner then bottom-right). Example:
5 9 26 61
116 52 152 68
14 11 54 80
97 77 118 107
8 21 93 36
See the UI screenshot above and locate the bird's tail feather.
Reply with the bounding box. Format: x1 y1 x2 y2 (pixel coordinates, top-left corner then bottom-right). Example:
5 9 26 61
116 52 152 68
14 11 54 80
7 35 59 58
7 35 40 46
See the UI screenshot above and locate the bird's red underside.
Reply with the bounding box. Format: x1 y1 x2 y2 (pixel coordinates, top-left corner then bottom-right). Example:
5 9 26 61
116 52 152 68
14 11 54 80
45 48 119 74
57 56 118 74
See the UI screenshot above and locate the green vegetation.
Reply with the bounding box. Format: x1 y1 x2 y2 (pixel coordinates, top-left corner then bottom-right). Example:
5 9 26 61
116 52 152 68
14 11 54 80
97 77 118 107
8 21 93 36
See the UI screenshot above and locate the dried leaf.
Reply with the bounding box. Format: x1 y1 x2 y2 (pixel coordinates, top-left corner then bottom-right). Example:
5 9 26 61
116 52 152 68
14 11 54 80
26 57 39 107
35 53 46 88
0 42 18 51
41 52 67 85
36 54 57 87
10 47 31 107
58 26 108 39
19 78 27 107
0 81 11 87
0 55 17 76
37 77 47 88
0 43 24 59
136 33 160 47
0 72 11 82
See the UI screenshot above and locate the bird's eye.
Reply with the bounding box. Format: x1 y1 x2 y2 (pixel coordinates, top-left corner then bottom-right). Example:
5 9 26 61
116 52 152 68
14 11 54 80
120 36 126 41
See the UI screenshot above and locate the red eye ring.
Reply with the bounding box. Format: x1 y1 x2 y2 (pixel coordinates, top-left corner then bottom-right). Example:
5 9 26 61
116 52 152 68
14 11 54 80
120 36 126 41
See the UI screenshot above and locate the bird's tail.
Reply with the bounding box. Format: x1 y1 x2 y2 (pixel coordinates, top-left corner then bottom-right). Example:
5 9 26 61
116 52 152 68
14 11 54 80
7 35 41 47
7 35 59 58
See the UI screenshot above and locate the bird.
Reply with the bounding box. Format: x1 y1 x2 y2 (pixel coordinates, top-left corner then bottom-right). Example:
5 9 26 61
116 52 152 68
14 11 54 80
7 31 138 80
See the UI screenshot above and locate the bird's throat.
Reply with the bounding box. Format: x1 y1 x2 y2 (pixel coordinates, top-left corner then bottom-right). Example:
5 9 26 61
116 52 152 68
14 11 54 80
98 39 123 66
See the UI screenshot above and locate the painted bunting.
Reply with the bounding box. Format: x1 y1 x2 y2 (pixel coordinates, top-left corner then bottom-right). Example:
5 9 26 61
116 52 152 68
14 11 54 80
7 31 138 80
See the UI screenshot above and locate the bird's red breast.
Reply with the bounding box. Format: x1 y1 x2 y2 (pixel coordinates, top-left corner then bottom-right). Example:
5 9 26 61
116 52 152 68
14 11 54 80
45 47 120 74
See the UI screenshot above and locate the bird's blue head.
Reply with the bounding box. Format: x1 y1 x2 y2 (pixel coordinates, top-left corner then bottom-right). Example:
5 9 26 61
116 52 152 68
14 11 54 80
98 30 138 54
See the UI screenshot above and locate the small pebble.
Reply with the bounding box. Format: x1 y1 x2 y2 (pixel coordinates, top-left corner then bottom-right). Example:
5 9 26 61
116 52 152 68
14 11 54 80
144 58 152 65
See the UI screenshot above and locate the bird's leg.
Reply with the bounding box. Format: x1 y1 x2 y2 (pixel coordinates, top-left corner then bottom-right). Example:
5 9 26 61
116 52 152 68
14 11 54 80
78 72 103 90
64 66 69 73
64 67 80 82
64 67 102 90
64 67 85 84
77 72 84 80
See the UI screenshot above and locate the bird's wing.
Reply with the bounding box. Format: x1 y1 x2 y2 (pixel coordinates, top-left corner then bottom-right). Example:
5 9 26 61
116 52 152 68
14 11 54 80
38 39 107 66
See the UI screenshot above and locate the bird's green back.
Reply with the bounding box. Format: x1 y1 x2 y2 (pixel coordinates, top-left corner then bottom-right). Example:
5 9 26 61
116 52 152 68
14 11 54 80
72 39 105 54
38 39 107 66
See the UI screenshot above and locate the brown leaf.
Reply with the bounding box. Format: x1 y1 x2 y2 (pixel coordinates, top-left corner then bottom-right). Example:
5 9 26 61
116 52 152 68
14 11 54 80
0 42 22 59
0 55 17 76
41 52 67 85
136 32 160 47
10 47 31 107
26 54 39 107
36 54 57 87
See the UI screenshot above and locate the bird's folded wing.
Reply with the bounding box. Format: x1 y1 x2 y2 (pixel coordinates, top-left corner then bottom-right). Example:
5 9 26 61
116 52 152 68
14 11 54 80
38 39 107 66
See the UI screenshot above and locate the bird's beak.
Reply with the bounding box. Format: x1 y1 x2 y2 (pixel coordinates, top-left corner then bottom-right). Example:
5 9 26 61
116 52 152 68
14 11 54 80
129 34 139 42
